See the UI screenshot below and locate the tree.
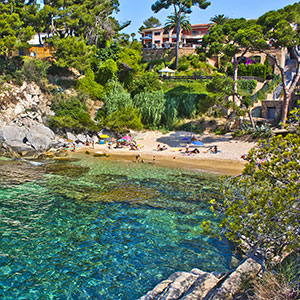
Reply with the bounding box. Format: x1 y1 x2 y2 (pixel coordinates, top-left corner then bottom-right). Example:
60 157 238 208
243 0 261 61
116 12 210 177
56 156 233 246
164 12 192 50
52 36 96 72
143 16 162 28
152 0 210 69
211 132 300 260
0 5 34 56
201 18 264 126
138 16 161 33
255 3 300 125
210 14 228 25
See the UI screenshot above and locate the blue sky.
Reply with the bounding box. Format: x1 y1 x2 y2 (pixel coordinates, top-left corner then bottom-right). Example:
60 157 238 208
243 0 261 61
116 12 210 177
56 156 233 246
115 0 297 35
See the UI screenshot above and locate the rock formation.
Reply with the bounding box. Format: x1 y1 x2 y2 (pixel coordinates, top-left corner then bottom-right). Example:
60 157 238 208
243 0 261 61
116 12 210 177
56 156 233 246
0 82 56 155
139 254 263 300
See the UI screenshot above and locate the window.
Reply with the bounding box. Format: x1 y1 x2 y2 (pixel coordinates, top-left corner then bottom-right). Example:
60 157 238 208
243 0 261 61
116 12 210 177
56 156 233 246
154 40 160 43
192 30 198 35
154 32 161 36
267 107 276 119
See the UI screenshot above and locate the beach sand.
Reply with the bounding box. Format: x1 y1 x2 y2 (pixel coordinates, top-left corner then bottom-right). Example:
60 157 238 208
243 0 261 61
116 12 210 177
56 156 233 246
75 131 256 176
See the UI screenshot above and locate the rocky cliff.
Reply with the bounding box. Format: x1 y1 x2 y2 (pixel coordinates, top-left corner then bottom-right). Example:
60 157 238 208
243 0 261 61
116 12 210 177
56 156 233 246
0 82 52 128
0 82 56 155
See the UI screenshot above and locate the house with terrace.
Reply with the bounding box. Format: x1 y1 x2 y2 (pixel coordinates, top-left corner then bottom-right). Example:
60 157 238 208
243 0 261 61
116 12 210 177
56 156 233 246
141 23 211 49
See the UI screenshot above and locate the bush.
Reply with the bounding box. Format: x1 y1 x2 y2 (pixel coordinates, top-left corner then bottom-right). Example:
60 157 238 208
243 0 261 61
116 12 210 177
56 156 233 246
133 90 166 128
103 81 133 115
128 72 162 97
238 79 257 96
77 69 105 100
105 106 143 133
23 58 49 84
95 59 118 86
49 95 98 133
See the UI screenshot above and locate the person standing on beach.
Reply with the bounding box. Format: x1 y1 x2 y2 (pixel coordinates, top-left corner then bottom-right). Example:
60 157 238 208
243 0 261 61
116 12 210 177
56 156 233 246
185 143 190 153
136 153 141 163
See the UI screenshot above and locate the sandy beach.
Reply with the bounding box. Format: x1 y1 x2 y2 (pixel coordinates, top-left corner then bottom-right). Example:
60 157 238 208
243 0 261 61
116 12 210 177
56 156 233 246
74 131 256 176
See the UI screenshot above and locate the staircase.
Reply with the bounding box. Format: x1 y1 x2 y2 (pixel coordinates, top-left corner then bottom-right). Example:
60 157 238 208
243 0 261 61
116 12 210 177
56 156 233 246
273 59 296 100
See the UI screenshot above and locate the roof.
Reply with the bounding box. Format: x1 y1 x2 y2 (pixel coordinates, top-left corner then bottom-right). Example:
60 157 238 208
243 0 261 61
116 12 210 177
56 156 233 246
159 67 175 73
141 23 213 33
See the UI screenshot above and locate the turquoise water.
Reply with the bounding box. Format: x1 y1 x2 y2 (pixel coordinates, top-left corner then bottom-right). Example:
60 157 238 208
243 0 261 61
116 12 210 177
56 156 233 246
0 156 233 299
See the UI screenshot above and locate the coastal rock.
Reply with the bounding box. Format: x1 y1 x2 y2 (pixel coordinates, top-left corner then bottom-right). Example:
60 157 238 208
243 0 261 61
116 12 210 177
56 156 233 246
26 123 55 150
0 82 52 128
211 256 263 300
139 255 263 300
0 123 56 154
92 135 99 143
139 272 184 300
0 125 27 144
181 269 219 299
76 134 86 143
66 132 76 142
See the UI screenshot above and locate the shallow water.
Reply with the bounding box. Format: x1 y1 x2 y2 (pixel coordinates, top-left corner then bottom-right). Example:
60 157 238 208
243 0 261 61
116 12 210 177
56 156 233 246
0 156 233 299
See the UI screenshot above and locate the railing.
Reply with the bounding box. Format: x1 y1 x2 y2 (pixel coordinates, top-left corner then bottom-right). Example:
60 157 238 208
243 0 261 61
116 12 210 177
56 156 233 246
159 75 213 80
159 75 265 81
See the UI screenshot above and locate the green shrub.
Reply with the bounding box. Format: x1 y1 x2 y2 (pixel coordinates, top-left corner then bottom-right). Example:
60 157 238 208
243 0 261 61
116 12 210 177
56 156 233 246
238 79 257 96
49 95 97 133
117 48 141 72
133 90 166 127
23 58 49 84
77 69 104 100
128 72 162 97
105 106 143 133
103 81 133 115
95 59 118 86
177 61 189 71
163 97 178 129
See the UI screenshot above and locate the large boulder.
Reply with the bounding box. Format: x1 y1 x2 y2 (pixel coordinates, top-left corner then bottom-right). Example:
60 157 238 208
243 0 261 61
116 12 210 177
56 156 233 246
76 134 87 143
211 255 263 300
0 125 27 144
66 132 76 142
139 254 263 300
25 124 55 151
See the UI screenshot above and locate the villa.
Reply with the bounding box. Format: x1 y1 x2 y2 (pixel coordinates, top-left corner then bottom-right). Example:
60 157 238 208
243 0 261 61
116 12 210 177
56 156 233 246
141 23 211 49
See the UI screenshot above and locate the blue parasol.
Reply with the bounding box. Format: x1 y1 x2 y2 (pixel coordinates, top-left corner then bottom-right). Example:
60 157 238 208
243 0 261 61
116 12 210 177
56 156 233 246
191 140 204 146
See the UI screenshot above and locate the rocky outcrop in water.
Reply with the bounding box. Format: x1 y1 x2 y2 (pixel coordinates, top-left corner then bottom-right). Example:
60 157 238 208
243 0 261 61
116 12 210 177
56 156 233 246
0 122 56 155
139 254 263 300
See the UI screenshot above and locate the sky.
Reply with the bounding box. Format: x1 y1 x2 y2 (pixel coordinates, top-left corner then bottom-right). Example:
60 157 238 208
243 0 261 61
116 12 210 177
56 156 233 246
115 0 297 35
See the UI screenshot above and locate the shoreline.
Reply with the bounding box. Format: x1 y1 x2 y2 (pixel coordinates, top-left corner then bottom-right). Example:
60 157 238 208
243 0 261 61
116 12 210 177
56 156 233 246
68 131 255 176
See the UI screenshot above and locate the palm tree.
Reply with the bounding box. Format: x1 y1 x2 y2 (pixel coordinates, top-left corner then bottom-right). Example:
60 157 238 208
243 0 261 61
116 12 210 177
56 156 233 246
210 14 228 25
165 13 191 69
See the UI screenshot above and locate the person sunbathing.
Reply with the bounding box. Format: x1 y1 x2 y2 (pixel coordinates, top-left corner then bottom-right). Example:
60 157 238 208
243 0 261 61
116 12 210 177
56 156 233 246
191 148 200 154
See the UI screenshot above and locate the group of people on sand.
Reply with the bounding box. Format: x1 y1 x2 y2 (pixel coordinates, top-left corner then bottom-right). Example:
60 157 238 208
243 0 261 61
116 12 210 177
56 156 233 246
108 138 142 151
184 143 219 155
157 144 168 151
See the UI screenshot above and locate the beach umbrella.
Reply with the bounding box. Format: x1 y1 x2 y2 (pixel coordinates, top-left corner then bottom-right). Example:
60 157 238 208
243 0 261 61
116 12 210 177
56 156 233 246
122 136 132 141
191 141 204 146
100 134 110 139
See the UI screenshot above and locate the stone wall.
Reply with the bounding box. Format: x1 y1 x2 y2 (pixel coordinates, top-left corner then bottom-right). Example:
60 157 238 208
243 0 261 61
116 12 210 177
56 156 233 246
261 100 283 123
142 48 197 62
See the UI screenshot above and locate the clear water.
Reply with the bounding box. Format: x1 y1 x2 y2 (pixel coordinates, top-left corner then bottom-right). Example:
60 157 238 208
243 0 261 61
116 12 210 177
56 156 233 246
0 156 233 299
